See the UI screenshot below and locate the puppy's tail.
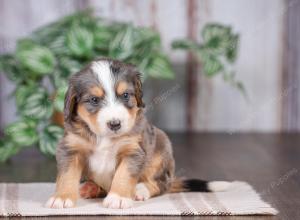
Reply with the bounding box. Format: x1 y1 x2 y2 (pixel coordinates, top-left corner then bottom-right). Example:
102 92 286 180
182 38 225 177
169 178 231 193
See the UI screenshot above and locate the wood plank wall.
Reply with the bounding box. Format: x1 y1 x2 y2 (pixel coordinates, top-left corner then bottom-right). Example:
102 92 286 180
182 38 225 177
282 0 300 131
1 0 299 132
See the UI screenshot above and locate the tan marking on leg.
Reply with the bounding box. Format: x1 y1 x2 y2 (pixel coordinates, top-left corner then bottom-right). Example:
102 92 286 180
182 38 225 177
141 153 162 179
139 153 164 197
55 155 83 200
46 155 84 208
109 159 138 198
143 181 160 197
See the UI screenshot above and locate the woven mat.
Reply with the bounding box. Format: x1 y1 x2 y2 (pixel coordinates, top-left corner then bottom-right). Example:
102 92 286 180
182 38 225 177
0 181 277 216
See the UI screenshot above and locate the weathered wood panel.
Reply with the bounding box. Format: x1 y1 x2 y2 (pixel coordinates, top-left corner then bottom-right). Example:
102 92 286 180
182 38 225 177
282 0 300 132
195 0 285 132
0 0 291 132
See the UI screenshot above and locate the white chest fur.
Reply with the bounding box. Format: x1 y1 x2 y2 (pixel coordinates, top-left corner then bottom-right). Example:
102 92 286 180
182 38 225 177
88 138 119 191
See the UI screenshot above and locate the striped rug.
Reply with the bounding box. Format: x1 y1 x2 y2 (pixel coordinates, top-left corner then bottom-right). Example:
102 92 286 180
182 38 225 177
0 181 277 216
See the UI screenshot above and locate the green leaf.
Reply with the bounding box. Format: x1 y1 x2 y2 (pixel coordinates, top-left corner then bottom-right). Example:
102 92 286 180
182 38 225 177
202 55 223 76
51 69 68 89
15 84 39 108
94 24 114 50
0 54 24 83
134 27 161 49
16 42 56 75
226 34 239 63
59 57 82 76
67 26 94 57
0 138 22 163
109 25 135 60
53 84 68 112
48 35 70 55
201 24 232 55
39 125 64 156
4 119 38 146
171 39 199 51
202 24 231 44
146 54 174 79
21 88 53 120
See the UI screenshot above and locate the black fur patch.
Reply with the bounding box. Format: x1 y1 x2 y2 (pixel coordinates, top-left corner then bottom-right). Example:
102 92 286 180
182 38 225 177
183 179 210 192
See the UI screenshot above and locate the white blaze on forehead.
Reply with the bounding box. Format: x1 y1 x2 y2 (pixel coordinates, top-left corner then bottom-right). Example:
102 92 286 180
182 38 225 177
91 61 115 104
92 60 131 135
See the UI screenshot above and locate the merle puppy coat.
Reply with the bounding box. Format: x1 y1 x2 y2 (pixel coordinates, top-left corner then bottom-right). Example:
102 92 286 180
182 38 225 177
46 58 230 209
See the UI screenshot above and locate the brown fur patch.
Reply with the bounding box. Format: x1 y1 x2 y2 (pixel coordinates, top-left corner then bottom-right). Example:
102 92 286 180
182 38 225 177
144 180 161 197
109 160 138 198
168 178 187 193
141 153 162 179
133 73 145 107
72 120 97 143
129 99 139 117
64 86 76 123
65 132 95 153
139 153 164 196
89 86 104 97
77 104 100 134
55 154 84 202
116 135 141 161
116 81 128 95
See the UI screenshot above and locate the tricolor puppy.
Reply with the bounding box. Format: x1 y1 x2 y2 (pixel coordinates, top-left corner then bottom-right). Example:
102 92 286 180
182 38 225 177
46 58 230 209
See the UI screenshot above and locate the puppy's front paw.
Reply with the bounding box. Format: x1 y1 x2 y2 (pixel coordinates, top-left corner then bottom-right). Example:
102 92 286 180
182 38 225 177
135 183 150 201
45 196 75 209
103 193 133 209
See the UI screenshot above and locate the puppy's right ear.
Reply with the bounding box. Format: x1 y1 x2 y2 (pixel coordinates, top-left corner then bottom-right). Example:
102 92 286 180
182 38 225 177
64 85 77 123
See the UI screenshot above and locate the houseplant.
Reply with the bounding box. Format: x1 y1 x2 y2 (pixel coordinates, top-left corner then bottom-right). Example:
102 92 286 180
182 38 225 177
0 10 174 162
172 23 244 94
172 23 245 129
0 10 243 162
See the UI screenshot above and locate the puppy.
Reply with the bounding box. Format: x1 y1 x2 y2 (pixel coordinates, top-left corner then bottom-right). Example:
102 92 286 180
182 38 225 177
46 58 230 209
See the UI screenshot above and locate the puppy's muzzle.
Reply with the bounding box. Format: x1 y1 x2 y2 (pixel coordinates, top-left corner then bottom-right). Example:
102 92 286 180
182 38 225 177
107 119 121 131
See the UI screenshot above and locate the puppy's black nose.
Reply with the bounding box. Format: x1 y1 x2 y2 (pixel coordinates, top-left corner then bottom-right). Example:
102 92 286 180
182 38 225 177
107 119 121 131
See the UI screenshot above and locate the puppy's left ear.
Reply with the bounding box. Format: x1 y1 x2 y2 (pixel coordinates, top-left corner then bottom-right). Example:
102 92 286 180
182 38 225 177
134 72 145 108
64 84 77 124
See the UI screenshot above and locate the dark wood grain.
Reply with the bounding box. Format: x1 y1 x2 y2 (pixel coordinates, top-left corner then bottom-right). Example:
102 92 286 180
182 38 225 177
1 133 300 220
281 0 300 131
186 0 199 131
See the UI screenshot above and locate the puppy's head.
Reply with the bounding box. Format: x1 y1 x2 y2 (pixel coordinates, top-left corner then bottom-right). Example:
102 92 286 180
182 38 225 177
64 58 144 137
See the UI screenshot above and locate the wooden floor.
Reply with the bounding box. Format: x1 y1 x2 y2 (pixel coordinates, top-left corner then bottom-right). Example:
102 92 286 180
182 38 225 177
1 133 299 220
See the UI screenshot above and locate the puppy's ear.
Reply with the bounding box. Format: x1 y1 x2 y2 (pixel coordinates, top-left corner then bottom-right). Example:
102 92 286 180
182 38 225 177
64 85 77 123
134 72 145 108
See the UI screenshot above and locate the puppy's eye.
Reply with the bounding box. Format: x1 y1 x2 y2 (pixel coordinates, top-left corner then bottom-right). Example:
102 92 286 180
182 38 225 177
122 92 130 101
90 97 100 106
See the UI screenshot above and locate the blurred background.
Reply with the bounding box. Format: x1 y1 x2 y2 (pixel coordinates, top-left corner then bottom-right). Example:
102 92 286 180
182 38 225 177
0 0 299 137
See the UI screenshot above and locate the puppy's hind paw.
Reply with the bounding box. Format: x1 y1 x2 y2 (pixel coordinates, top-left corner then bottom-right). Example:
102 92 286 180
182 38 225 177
135 183 150 201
